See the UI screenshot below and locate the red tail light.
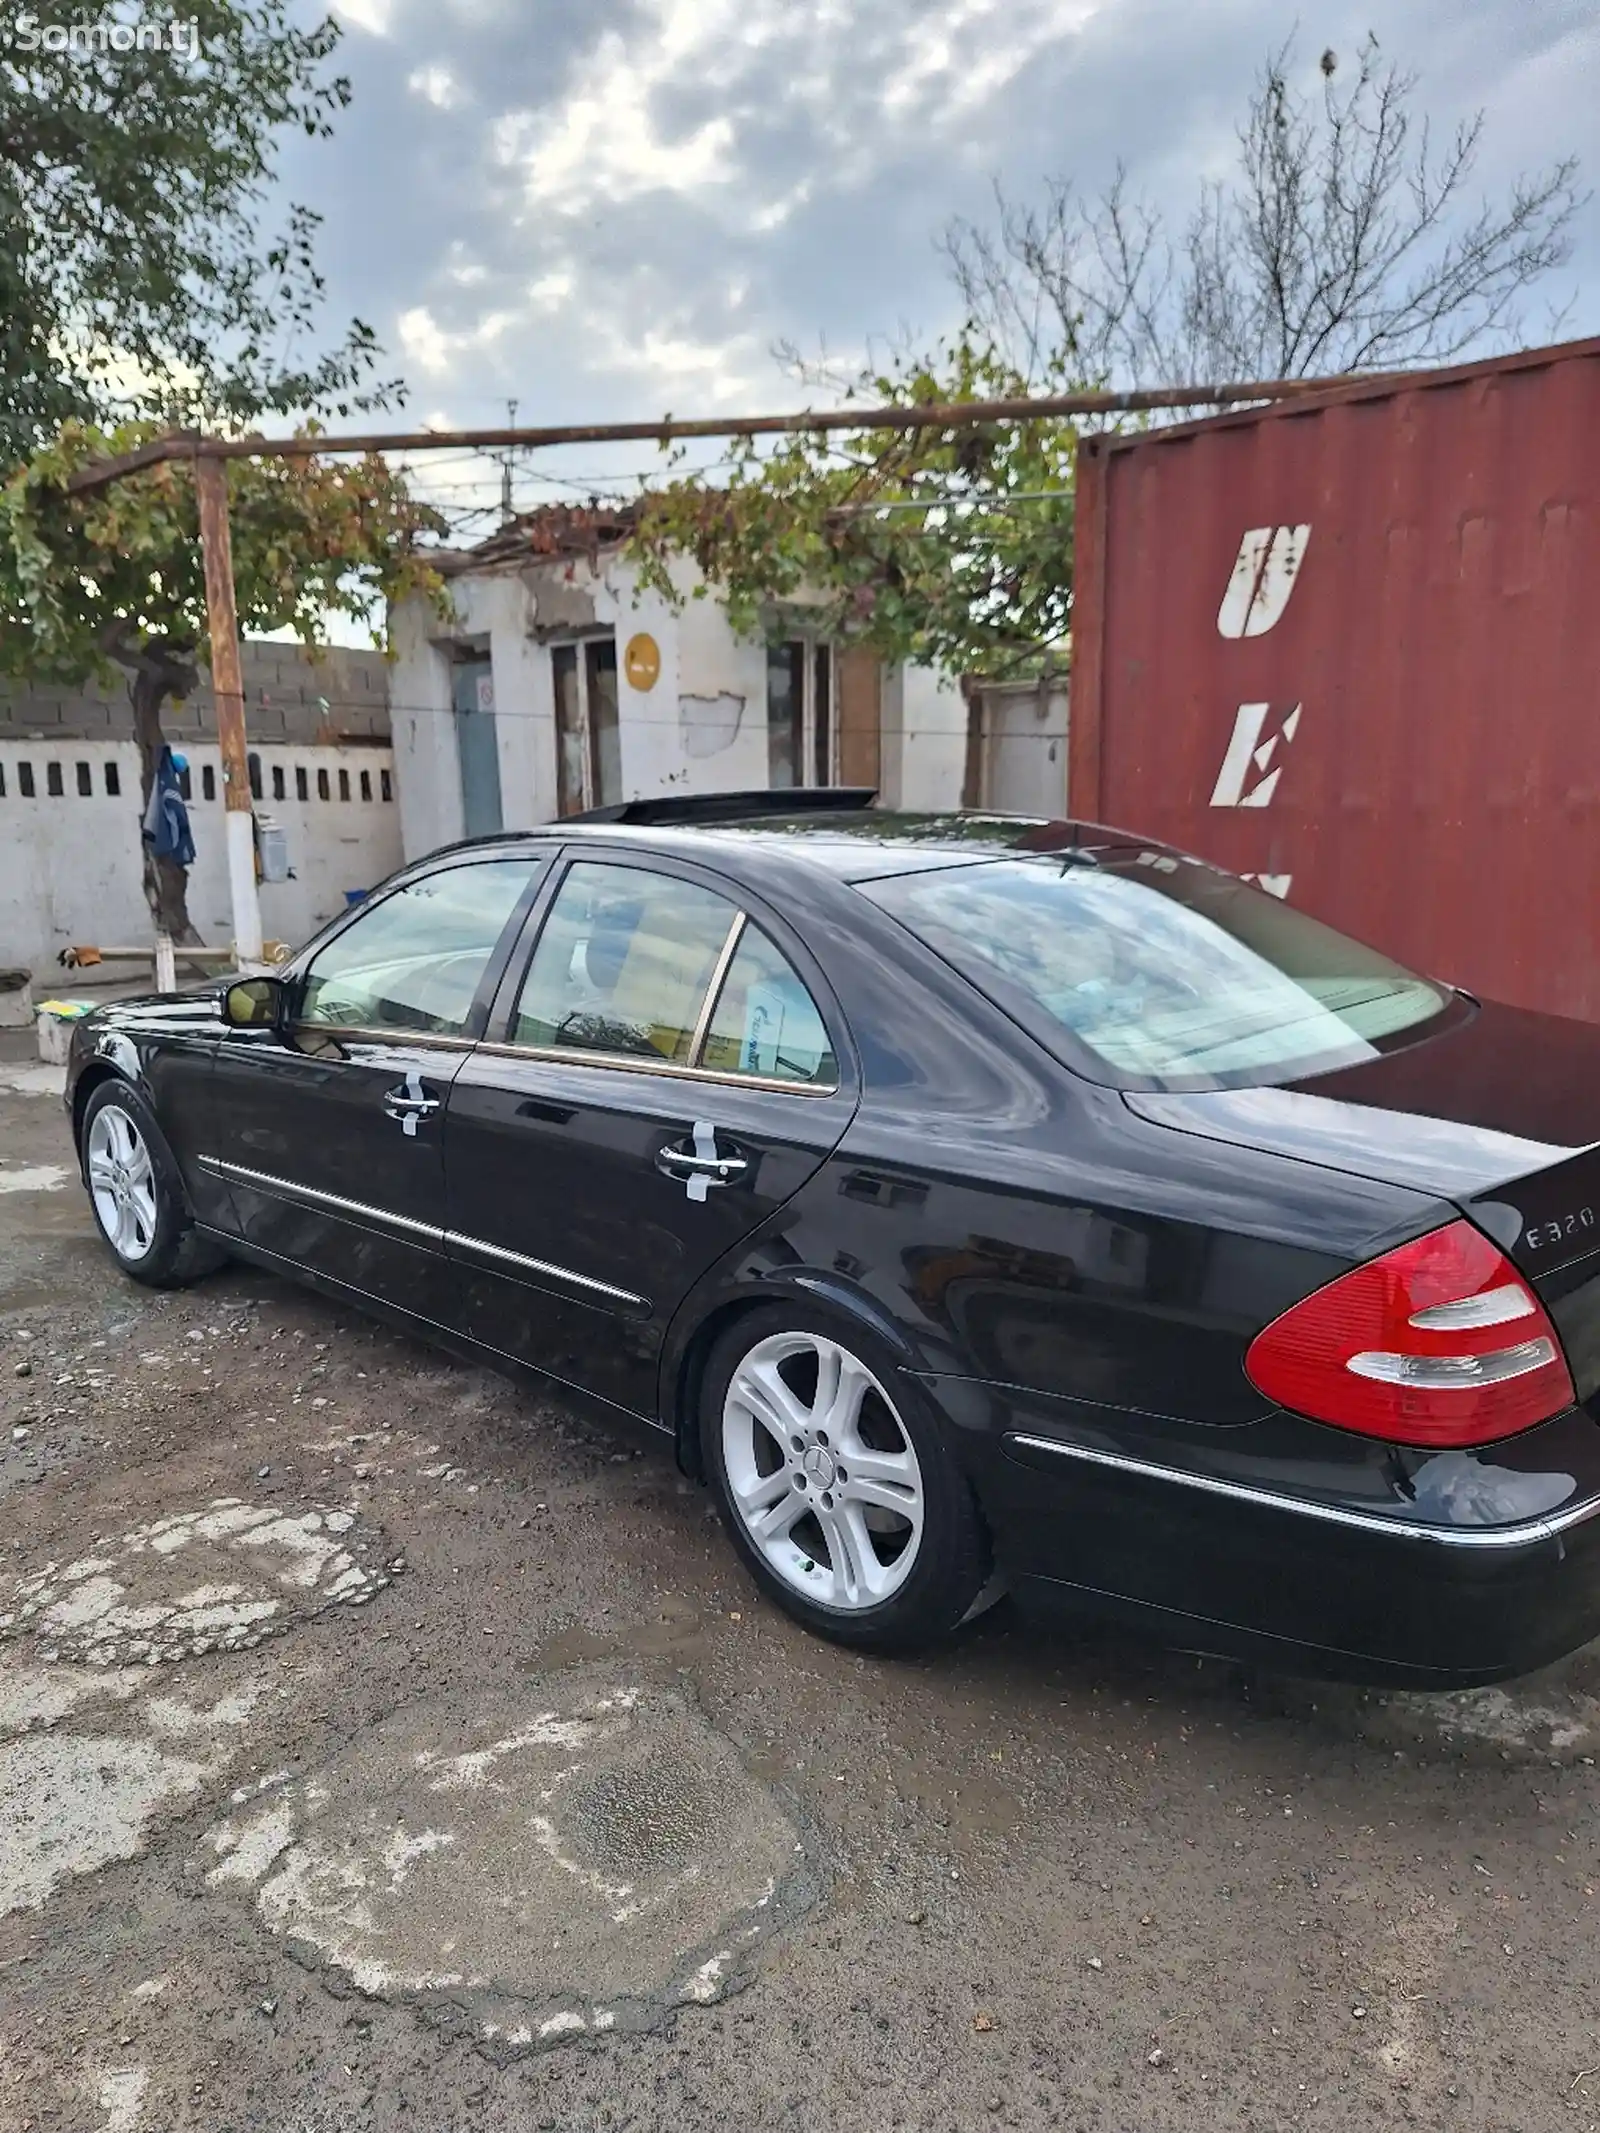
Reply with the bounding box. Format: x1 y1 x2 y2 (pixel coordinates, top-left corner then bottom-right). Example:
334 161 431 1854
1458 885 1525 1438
1246 1220 1575 1448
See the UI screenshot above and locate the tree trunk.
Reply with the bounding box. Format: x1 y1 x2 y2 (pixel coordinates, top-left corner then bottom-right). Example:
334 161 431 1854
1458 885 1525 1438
127 650 202 945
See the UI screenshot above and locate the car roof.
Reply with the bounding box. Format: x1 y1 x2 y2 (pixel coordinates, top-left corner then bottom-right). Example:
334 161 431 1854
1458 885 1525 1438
425 809 1171 886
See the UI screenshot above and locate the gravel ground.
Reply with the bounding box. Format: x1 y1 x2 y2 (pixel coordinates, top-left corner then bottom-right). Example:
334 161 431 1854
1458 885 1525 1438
4 1045 1600 2133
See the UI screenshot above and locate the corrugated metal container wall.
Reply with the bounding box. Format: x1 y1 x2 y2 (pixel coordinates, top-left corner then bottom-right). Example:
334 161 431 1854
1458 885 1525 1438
1069 337 1600 1022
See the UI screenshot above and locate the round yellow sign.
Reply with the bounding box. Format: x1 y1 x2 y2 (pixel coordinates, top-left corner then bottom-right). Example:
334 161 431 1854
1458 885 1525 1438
623 632 661 692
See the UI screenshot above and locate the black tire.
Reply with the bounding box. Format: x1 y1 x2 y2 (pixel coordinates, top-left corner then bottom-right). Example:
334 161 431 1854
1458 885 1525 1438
700 1302 989 1653
78 1078 226 1289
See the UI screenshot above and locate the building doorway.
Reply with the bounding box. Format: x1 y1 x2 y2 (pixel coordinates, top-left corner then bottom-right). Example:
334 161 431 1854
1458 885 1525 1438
766 640 835 787
552 637 622 815
452 657 503 837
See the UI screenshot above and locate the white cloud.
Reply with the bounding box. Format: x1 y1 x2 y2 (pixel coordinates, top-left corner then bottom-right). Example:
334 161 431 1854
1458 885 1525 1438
407 63 464 109
334 0 1597 448
873 0 1069 120
396 305 451 376
492 27 740 215
588 316 764 406
405 250 761 406
483 0 1105 234
375 0 1115 416
396 303 521 377
750 180 813 234
330 0 394 34
440 241 490 288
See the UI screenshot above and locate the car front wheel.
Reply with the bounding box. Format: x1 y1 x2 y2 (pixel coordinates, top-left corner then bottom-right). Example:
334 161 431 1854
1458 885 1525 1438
702 1305 989 1652
79 1080 223 1289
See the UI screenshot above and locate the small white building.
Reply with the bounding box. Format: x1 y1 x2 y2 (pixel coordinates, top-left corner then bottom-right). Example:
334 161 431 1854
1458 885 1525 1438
387 507 974 860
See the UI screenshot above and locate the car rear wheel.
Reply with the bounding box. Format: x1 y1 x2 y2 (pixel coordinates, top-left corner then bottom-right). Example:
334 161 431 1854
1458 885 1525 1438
702 1305 989 1652
79 1080 224 1289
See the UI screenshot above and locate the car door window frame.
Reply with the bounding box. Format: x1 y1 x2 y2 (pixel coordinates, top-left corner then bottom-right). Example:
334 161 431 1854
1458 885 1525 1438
280 849 555 1052
481 845 856 1098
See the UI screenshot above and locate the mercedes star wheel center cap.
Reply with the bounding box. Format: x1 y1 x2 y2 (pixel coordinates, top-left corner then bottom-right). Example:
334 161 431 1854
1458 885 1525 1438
802 1444 838 1489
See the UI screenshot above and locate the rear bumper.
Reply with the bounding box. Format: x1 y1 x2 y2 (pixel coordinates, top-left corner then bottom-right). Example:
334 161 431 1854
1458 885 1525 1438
982 1418 1600 1688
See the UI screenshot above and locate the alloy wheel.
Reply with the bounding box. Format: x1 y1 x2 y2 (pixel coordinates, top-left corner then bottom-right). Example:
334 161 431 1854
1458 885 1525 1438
87 1105 159 1263
722 1331 924 1610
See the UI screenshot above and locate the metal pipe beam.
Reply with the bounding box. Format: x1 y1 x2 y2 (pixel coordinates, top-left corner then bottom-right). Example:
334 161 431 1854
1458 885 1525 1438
60 375 1359 496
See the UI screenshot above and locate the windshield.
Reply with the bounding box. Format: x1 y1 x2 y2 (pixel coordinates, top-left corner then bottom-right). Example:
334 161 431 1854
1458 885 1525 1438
861 851 1460 1092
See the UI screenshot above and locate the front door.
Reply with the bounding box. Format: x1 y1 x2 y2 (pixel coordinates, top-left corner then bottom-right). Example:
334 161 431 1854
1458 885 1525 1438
208 854 543 1324
444 855 857 1415
454 659 503 838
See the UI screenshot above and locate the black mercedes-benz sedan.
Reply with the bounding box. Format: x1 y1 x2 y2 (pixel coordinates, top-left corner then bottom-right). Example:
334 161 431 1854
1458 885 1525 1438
62 792 1600 1685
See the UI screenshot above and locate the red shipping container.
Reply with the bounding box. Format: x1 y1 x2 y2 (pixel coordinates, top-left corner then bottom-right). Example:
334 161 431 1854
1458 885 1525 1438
1069 336 1600 1021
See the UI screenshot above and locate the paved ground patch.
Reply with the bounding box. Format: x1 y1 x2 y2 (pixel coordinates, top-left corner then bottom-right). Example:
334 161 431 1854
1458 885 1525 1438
0 1161 70 1194
0 1658 265 1914
201 1671 818 2048
0 1498 390 1665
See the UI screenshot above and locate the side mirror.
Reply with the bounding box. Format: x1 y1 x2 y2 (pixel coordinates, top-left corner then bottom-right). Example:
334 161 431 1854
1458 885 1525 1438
224 976 286 1029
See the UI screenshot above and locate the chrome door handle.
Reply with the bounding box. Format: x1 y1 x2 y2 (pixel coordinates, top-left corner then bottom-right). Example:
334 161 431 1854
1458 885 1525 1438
658 1122 747 1198
656 1148 747 1183
383 1076 442 1136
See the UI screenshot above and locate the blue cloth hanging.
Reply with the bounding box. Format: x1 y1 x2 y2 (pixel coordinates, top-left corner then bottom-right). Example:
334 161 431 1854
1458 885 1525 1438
142 745 196 868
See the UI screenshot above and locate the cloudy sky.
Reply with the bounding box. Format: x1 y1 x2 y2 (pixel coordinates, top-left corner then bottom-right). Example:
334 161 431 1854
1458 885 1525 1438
278 0 1599 533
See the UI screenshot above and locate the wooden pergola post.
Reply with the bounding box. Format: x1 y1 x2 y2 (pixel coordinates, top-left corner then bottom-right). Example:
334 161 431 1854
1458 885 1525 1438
194 451 264 965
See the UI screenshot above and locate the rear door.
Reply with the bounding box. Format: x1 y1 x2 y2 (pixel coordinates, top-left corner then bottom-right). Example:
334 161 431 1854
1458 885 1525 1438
443 851 858 1415
207 853 545 1323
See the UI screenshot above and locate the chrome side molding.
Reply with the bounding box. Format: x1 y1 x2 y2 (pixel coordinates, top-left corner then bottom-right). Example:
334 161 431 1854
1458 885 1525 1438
198 1156 646 1310
1004 1432 1600 1550
197 1156 444 1244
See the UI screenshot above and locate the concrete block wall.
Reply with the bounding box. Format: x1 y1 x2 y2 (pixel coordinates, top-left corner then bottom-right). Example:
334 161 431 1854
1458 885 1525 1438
0 644 390 748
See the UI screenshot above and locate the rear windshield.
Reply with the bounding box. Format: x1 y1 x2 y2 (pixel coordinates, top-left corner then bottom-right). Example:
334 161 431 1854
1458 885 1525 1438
861 851 1460 1092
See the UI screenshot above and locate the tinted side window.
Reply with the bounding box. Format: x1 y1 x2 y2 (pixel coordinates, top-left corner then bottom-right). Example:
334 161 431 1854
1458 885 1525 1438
513 862 737 1063
300 859 538 1036
700 926 837 1086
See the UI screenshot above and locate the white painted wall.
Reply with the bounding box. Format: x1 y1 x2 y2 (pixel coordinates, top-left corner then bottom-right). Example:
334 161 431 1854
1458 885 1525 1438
0 739 402 978
973 678 1070 815
882 665 969 812
389 552 967 861
388 610 465 861
613 555 771 799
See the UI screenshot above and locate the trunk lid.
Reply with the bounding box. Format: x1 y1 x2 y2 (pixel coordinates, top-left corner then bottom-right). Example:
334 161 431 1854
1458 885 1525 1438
1127 997 1600 1396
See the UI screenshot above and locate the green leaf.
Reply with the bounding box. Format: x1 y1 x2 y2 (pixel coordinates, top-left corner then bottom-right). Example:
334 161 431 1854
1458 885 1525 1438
0 420 445 692
626 329 1080 678
0 0 398 464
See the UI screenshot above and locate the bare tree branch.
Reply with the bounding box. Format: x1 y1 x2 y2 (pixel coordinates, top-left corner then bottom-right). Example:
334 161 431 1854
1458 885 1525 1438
940 33 1586 388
